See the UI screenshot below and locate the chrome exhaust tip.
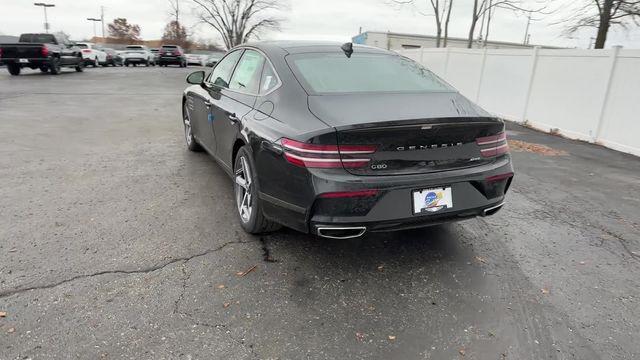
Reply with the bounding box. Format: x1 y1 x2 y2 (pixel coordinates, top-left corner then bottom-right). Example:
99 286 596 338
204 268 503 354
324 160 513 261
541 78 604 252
483 202 505 216
317 226 366 239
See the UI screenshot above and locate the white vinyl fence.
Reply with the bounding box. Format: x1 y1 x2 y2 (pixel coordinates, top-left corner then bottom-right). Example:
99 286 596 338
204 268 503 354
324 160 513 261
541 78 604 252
397 47 640 157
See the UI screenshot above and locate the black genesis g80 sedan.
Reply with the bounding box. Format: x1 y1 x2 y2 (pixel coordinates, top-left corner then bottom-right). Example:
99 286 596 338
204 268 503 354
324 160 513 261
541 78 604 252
181 41 514 239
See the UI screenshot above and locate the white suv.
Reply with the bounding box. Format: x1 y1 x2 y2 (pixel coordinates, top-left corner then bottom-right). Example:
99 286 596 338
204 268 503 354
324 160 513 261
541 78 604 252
122 45 156 67
76 42 108 67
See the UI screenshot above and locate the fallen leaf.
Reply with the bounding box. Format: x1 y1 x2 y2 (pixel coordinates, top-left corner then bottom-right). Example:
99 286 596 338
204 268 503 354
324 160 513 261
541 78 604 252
236 265 257 277
459 348 466 356
508 140 568 156
541 288 550 294
474 256 487 264
7 327 15 334
8 248 17 253
377 265 384 272
216 284 225 289
355 332 366 342
388 335 396 341
579 261 586 265
0 311 6 317
223 302 231 308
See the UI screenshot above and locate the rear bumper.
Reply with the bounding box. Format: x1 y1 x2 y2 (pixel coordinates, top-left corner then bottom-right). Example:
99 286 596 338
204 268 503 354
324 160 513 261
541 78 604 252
1 58 48 66
158 57 184 64
259 154 514 236
124 57 147 63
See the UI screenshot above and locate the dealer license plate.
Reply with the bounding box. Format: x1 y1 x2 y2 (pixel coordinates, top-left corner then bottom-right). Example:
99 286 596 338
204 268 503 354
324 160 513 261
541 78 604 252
412 187 453 214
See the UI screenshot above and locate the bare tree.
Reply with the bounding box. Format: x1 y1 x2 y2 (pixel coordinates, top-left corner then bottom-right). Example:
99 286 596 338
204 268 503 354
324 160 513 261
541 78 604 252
466 0 545 48
392 0 454 47
189 0 282 50
562 0 640 49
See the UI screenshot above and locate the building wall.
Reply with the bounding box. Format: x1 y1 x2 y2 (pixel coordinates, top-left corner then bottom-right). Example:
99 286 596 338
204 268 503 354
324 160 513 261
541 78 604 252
355 31 540 50
397 47 640 157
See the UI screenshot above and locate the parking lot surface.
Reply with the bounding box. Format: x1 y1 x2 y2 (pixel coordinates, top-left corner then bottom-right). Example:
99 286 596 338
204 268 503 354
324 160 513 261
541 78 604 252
1 67 639 359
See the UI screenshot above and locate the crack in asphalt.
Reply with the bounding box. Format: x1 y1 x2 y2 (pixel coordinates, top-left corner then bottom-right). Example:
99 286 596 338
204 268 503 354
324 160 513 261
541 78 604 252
0 239 257 299
172 261 190 315
511 188 640 261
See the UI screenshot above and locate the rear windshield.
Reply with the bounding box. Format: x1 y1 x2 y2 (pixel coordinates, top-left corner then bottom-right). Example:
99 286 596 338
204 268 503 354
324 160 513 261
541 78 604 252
126 46 143 49
75 44 88 49
161 45 177 49
288 53 453 94
19 34 56 44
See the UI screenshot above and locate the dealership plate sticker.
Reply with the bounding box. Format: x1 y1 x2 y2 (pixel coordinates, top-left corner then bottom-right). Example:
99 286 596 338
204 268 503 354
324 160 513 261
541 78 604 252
413 187 453 214
19 59 29 63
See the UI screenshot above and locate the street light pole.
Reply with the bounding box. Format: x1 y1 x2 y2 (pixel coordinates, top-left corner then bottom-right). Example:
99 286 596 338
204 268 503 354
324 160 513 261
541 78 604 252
34 3 55 33
87 18 101 39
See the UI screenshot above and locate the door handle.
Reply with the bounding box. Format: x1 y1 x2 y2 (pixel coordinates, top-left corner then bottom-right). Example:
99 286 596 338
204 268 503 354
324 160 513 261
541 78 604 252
204 100 212 108
228 113 240 123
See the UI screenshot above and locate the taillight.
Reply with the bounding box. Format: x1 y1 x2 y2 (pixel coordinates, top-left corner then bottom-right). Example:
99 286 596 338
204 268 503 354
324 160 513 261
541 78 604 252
82 49 91 53
476 131 509 157
174 50 182 56
41 46 49 57
0 48 3 58
280 138 377 169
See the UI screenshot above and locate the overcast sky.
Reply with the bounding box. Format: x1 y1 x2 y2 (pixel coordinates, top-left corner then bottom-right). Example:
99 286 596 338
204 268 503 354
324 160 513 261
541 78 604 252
2 0 640 49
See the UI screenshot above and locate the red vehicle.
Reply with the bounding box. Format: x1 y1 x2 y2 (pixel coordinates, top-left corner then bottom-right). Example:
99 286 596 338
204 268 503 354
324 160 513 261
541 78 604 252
158 45 187 67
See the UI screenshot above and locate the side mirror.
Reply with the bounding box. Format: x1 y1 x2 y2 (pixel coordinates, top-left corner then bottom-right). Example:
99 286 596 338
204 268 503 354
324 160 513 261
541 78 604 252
186 71 205 85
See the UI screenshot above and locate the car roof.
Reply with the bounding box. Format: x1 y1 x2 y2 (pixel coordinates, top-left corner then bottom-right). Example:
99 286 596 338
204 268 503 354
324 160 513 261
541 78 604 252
240 41 391 57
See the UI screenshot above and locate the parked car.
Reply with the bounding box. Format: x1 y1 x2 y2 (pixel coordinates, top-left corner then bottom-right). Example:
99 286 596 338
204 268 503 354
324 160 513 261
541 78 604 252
101 48 123 66
122 45 155 67
0 33 84 75
158 45 186 67
180 42 514 238
205 54 222 67
150 48 160 63
75 42 107 67
186 53 206 66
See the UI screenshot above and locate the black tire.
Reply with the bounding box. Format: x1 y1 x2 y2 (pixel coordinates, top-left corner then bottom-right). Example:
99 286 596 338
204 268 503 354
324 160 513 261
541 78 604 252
145 60 149 67
49 58 61 75
233 145 281 234
40 67 49 73
125 62 129 67
75 60 84 72
133 63 137 67
8 64 21 76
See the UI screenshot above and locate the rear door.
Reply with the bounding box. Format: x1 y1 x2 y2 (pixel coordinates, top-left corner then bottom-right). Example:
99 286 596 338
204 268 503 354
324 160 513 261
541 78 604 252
212 49 266 167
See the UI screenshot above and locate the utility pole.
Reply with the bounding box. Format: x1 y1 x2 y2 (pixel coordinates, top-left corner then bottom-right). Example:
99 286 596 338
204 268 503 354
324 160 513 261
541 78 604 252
523 11 532 45
34 3 55 33
100 6 105 38
87 17 101 39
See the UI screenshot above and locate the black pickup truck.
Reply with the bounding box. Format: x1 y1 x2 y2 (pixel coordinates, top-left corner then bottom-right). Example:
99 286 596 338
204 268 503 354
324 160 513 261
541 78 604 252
0 33 84 75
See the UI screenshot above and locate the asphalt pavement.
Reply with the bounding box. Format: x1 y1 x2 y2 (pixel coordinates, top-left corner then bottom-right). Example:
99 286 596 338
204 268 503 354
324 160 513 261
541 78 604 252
0 66 639 360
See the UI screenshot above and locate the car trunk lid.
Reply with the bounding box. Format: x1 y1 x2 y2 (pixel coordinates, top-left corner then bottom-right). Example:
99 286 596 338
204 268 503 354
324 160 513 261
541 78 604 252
307 92 505 176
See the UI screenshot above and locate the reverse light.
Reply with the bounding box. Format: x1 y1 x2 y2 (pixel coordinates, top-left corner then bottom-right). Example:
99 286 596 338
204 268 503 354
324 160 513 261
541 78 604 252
318 190 379 198
476 131 509 157
41 46 49 57
280 138 377 169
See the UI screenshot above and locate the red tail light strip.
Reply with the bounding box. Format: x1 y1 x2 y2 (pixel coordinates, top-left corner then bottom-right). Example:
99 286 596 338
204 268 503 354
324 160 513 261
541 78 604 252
319 190 379 198
476 132 507 145
486 172 514 183
41 46 49 57
280 138 377 169
477 132 509 157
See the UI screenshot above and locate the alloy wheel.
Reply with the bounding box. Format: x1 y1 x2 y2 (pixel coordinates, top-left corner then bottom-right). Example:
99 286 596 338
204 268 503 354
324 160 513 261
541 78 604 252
183 104 193 146
235 156 253 223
